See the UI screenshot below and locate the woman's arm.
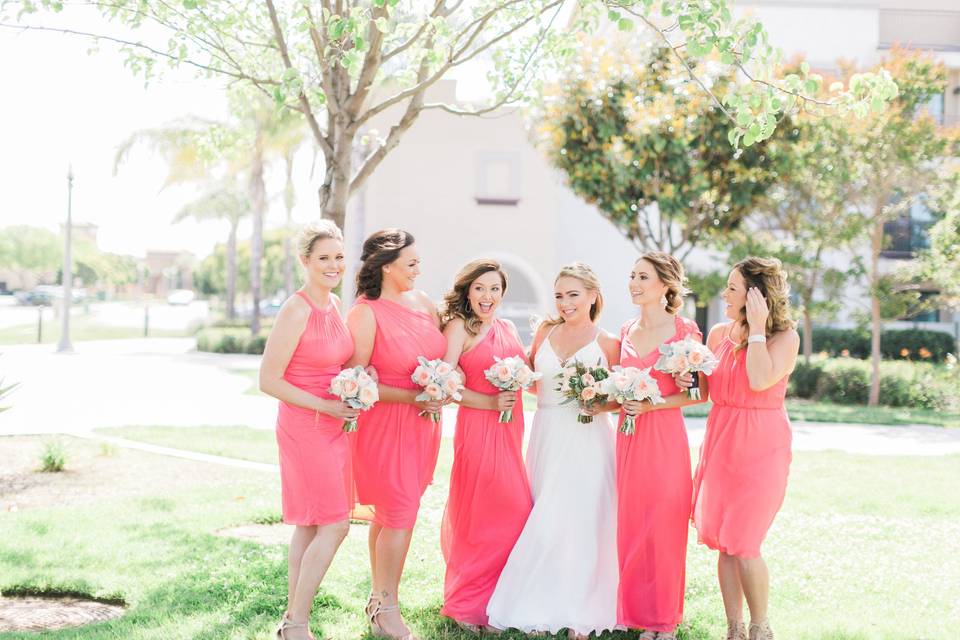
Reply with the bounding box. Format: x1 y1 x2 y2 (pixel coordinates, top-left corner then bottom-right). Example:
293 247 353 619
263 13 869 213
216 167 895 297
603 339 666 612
346 302 443 411
442 319 505 411
744 288 800 391
259 298 358 420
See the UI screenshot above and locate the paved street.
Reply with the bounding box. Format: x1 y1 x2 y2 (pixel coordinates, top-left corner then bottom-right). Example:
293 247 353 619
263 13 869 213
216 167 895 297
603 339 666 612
1 338 959 456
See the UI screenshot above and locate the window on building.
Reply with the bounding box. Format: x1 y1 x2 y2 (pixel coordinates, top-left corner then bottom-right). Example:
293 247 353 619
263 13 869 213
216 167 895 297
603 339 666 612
922 91 945 125
882 195 936 259
475 152 521 206
903 291 940 323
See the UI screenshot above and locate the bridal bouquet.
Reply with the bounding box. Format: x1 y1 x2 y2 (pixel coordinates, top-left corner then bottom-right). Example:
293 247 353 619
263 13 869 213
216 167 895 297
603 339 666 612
411 357 464 423
555 359 611 424
601 366 665 436
653 338 719 400
329 366 379 432
483 355 542 423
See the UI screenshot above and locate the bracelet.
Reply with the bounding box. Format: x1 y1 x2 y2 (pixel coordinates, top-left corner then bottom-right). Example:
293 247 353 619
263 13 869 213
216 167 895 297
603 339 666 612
747 334 767 344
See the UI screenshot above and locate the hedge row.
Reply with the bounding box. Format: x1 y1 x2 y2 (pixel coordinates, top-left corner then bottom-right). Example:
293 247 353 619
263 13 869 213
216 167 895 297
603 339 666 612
196 328 268 354
799 328 955 362
788 357 958 411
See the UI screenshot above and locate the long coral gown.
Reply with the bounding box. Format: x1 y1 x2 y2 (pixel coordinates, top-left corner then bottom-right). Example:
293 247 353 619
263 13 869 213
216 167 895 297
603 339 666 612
692 325 793 558
615 314 700 632
440 319 532 626
351 295 446 530
275 291 355 526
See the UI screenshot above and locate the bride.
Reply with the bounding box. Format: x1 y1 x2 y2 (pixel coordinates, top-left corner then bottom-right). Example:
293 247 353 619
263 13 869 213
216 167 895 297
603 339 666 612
486 262 621 639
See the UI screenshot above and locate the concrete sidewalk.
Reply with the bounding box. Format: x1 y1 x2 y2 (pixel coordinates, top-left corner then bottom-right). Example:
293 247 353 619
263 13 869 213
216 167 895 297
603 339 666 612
2 338 959 456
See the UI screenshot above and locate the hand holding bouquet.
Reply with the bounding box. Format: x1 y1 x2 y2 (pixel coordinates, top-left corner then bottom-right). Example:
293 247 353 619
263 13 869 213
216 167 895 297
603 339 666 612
653 338 719 400
483 355 542 423
555 359 611 424
411 357 464 423
601 366 664 435
329 366 379 432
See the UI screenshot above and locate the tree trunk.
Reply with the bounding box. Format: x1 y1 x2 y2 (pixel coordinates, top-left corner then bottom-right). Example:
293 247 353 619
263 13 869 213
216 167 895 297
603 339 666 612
868 217 883 407
226 219 238 320
802 307 814 363
283 155 295 297
249 131 266 336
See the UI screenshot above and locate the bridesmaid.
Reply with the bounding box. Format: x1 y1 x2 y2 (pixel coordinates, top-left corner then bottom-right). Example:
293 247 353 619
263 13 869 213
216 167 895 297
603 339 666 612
345 228 447 640
438 259 533 634
615 252 705 640
687 257 799 640
258 221 358 640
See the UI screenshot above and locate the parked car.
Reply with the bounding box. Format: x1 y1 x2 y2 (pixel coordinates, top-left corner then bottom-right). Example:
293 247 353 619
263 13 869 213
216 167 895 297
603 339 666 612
167 289 196 305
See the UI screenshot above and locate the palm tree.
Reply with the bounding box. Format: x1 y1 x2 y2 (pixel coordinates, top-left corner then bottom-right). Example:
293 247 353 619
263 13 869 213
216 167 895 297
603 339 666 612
174 185 250 319
115 97 307 334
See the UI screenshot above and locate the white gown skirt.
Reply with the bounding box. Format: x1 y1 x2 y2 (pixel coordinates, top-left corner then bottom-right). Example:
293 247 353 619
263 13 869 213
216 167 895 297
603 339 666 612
486 405 620 635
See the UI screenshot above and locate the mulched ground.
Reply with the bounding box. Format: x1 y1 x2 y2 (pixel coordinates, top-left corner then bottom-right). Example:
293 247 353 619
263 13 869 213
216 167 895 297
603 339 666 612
0 596 125 632
0 435 272 513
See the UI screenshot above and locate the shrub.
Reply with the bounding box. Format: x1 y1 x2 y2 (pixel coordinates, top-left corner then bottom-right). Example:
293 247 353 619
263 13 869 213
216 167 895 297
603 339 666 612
40 440 66 472
195 328 270 355
795 357 958 411
788 360 824 399
800 327 956 362
815 363 870 405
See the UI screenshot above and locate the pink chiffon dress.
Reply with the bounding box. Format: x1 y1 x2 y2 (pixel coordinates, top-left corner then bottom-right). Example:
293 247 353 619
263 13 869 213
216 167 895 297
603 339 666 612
275 291 355 526
440 319 532 626
351 295 446 530
615 314 700 632
692 325 793 558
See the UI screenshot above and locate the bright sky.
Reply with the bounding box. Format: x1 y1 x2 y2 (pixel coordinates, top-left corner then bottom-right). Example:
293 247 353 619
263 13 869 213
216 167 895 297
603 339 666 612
0 11 490 260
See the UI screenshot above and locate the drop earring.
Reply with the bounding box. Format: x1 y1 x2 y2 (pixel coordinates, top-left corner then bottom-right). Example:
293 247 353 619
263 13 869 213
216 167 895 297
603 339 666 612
660 294 668 308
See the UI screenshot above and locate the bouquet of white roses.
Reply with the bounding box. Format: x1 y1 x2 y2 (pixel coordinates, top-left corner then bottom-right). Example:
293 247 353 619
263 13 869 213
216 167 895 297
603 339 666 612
555 359 611 424
483 355 542 423
411 357 464 423
329 366 379 432
601 366 665 435
653 338 719 400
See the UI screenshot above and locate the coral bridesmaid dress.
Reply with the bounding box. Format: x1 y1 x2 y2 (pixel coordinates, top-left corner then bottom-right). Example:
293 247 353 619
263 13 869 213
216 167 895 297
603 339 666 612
692 325 793 558
440 319 532 626
351 296 446 530
276 291 355 526
615 314 700 632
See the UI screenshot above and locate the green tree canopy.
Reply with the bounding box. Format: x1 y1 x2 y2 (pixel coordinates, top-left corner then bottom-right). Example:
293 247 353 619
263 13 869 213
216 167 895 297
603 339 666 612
535 38 798 258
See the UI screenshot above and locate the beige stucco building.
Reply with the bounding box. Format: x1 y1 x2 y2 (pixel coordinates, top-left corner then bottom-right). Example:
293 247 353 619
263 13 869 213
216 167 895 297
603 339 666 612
344 0 960 340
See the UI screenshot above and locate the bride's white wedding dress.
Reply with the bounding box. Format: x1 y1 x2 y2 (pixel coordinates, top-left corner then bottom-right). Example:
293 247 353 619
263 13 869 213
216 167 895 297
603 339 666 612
486 329 619 635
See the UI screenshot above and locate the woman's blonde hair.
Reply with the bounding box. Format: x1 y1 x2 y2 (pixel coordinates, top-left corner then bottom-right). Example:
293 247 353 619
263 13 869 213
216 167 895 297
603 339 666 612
296 220 343 258
542 262 604 328
637 251 689 315
440 259 508 335
733 256 795 349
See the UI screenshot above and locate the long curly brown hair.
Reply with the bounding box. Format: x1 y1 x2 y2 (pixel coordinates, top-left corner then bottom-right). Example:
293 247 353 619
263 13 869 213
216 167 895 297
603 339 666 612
355 228 415 300
440 259 508 335
638 251 689 315
733 256 795 349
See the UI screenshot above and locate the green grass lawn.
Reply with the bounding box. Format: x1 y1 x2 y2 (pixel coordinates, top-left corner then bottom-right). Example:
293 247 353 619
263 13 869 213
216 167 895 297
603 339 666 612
95 425 279 464
2 430 958 639
0 318 187 345
683 399 960 427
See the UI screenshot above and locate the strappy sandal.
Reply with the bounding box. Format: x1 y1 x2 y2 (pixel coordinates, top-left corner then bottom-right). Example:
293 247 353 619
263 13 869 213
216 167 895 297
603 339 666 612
368 598 418 640
276 616 316 640
749 620 774 640
657 631 677 640
639 631 657 640
453 619 482 635
726 620 748 640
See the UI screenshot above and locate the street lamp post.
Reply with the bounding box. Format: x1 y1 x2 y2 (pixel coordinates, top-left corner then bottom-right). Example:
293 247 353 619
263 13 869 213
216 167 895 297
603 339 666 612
57 165 74 353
